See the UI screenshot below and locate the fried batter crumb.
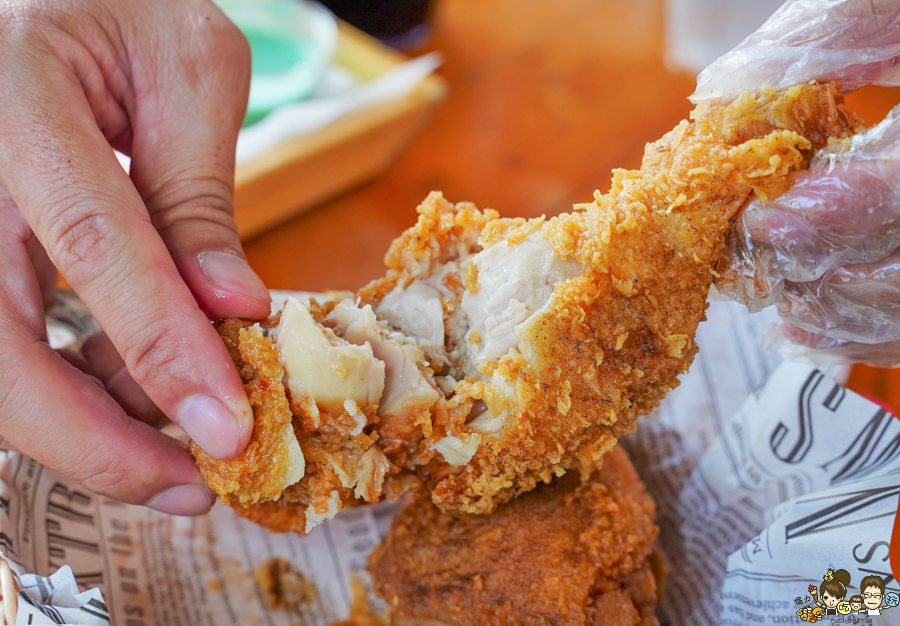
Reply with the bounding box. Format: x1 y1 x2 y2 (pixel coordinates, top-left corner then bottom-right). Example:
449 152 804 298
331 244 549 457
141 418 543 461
255 558 317 615
327 576 390 626
193 324 296 507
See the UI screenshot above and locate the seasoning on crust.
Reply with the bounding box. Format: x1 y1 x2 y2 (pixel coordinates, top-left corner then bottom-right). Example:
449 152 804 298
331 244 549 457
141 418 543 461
367 446 662 626
193 83 863 532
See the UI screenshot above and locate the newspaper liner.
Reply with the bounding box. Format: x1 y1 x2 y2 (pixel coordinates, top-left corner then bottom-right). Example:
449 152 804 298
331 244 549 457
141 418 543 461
0 291 895 625
0 555 109 625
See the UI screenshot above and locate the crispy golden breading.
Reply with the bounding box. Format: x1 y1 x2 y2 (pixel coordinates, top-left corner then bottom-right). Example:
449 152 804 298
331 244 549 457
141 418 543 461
367 446 661 626
327 576 392 626
232 462 356 534
362 83 861 514
192 322 295 507
200 319 358 533
194 83 863 532
231 498 308 534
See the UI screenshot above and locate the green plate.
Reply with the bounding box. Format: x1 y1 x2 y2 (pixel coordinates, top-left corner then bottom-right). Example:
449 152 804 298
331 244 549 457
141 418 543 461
217 0 338 126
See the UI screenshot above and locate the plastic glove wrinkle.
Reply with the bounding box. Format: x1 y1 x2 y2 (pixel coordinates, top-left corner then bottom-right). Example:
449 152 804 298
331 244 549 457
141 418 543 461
693 0 900 103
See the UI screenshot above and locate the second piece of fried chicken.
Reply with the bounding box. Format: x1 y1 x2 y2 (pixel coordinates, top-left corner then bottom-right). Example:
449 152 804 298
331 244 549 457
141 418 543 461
367 446 662 626
193 82 862 533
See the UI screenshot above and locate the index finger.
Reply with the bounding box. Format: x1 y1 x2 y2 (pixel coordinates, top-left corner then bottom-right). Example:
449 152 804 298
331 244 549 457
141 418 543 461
0 39 252 461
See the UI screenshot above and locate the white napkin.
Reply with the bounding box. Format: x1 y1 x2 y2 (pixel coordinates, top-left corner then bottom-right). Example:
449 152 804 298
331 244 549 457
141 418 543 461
236 52 443 165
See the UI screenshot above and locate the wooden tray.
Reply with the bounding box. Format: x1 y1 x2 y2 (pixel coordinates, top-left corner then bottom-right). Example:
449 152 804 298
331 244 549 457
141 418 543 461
233 22 448 240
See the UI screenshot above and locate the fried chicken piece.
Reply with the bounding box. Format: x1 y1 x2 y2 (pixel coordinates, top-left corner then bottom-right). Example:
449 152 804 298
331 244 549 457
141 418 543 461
192 320 304 507
194 83 862 531
194 316 363 534
367 446 662 626
365 82 861 514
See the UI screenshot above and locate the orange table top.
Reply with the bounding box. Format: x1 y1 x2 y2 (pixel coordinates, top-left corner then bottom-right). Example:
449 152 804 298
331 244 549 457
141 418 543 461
243 0 900 411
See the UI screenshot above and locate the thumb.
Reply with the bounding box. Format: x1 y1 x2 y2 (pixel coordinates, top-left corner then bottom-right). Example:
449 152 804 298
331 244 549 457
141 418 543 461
127 5 270 321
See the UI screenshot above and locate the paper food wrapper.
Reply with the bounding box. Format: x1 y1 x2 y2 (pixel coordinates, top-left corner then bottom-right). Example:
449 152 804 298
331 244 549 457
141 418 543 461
0 292 896 625
0 556 109 625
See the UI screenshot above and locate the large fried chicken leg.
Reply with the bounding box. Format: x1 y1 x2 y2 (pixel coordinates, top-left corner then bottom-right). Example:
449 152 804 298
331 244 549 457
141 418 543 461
192 83 861 532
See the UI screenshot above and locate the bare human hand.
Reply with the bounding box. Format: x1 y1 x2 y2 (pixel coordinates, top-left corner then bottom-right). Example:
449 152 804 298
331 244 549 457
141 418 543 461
0 0 271 514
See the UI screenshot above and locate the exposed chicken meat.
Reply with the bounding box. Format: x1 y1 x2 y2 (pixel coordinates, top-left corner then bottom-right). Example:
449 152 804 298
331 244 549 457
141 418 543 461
376 260 473 377
376 283 445 361
461 233 582 373
194 82 863 531
192 323 305 507
326 300 441 425
276 298 384 428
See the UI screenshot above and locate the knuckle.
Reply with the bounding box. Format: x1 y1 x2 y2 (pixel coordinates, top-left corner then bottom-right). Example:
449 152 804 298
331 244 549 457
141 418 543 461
74 420 173 504
187 2 251 76
207 10 251 67
216 14 251 57
44 201 115 279
122 327 181 383
149 177 238 235
72 451 131 497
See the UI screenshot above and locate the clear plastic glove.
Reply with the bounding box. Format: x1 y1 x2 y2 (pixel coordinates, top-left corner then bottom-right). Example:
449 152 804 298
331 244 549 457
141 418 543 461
0 0 271 514
697 0 900 365
693 0 900 103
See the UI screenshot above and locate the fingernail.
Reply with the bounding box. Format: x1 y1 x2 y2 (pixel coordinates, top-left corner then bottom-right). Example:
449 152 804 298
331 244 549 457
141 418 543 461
177 394 247 460
147 484 216 516
198 251 270 303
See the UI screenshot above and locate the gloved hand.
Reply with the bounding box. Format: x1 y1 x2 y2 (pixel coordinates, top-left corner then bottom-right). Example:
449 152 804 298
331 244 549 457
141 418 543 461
0 0 271 515
695 0 900 365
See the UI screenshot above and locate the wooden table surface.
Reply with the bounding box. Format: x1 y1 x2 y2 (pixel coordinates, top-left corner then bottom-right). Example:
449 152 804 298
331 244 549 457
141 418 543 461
243 0 900 411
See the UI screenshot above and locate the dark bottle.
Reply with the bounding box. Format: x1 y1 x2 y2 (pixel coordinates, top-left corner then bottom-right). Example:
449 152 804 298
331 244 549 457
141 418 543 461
317 0 437 50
